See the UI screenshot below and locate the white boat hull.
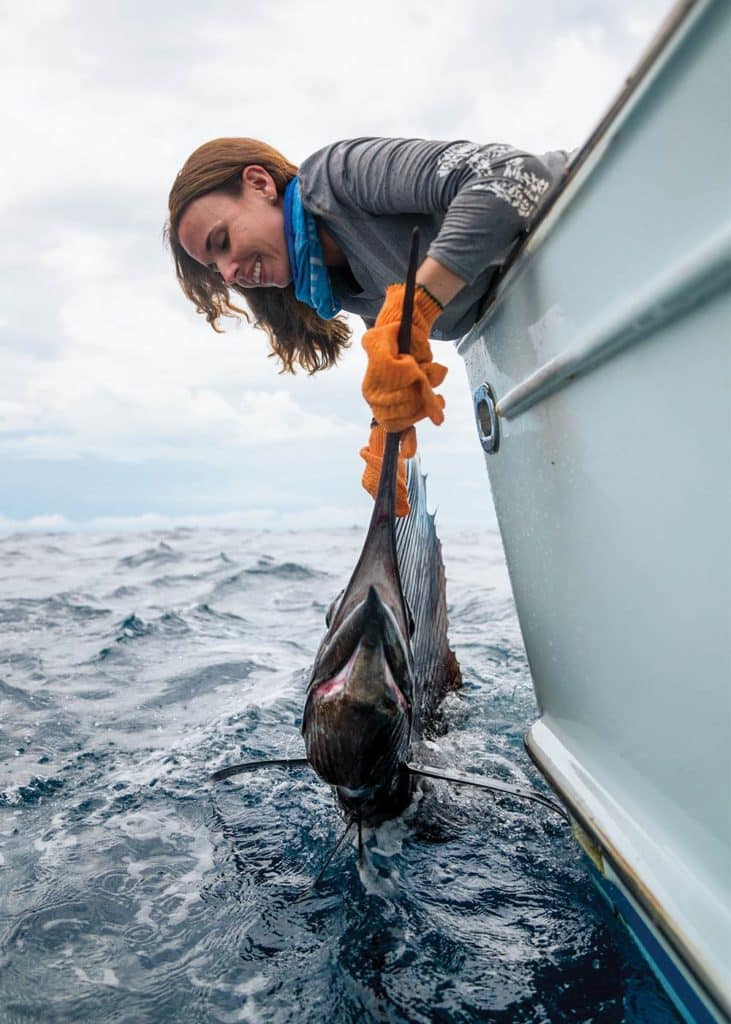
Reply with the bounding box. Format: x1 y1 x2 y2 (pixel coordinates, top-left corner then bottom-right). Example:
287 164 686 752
457 1 731 1020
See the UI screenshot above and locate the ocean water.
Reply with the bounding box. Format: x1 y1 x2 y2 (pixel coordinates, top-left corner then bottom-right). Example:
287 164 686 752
0 526 680 1024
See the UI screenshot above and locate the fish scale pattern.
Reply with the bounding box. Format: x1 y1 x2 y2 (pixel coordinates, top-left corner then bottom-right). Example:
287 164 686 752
395 457 462 737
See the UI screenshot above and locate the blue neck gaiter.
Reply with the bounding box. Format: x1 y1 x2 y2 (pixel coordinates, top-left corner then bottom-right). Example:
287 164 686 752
283 178 341 320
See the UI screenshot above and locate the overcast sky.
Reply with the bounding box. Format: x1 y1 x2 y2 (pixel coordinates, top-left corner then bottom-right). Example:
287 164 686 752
0 0 673 532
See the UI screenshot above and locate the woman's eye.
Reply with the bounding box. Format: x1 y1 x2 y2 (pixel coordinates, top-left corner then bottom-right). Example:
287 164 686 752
219 234 229 252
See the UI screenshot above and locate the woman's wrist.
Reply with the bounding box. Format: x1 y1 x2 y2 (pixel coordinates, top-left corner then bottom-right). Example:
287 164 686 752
415 256 466 308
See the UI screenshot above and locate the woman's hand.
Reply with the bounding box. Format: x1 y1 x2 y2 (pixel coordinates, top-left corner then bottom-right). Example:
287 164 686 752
361 283 448 433
360 422 417 516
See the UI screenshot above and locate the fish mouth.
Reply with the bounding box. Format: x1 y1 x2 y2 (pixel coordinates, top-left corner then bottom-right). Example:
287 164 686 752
311 640 407 709
302 585 413 815
308 585 413 703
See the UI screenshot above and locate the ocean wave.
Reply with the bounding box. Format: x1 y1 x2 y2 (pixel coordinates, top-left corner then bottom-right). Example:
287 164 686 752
140 659 270 709
0 773 64 806
0 678 54 709
106 585 139 599
116 612 152 639
117 541 183 569
96 613 153 660
192 602 247 623
244 556 325 580
0 594 111 626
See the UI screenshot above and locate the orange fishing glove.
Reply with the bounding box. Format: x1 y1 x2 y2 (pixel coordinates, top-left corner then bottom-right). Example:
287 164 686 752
361 284 448 434
360 422 417 517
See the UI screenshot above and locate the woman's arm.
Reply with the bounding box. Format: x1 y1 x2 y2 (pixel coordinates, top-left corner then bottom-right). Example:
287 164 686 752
309 137 555 296
415 256 466 308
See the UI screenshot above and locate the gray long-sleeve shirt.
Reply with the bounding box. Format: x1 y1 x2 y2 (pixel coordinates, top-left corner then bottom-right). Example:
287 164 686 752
298 137 570 340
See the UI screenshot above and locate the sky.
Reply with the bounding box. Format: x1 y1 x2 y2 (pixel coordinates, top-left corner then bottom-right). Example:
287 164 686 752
0 0 674 533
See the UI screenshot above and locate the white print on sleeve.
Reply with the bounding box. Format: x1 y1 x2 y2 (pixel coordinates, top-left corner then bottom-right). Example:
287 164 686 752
436 142 516 178
469 173 551 218
436 142 481 177
436 144 551 218
436 142 516 179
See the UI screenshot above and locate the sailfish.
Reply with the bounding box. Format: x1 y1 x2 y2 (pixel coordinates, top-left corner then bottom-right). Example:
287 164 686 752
300 237 461 824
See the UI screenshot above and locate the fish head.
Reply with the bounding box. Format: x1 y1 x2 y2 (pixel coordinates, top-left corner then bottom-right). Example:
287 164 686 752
302 582 414 822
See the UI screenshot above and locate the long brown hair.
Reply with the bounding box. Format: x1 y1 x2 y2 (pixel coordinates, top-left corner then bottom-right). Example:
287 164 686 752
165 138 351 373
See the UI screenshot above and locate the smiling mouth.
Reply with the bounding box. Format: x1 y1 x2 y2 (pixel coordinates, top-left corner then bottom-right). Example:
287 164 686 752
251 256 262 285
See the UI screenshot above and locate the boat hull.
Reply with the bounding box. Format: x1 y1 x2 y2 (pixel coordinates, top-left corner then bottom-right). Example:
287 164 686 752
457 1 731 1019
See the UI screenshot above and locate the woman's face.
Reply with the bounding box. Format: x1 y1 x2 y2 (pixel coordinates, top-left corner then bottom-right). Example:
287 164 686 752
178 166 291 289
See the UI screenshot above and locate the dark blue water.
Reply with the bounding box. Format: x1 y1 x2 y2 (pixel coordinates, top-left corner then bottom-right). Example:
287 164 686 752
0 527 680 1023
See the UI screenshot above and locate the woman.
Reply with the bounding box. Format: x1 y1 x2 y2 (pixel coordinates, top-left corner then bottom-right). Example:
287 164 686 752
166 136 569 511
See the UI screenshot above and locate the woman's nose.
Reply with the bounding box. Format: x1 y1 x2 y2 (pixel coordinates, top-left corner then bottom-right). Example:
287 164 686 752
221 259 239 284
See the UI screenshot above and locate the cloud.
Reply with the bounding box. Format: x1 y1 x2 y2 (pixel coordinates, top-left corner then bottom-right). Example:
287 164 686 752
0 373 357 461
0 504 373 535
0 513 72 533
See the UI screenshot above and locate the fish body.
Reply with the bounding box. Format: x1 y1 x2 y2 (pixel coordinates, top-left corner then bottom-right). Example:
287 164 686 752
302 451 461 825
